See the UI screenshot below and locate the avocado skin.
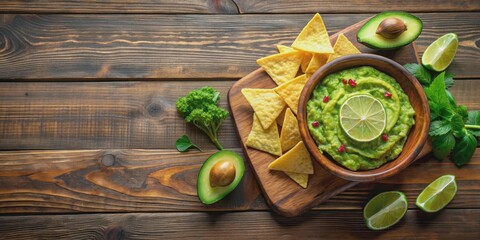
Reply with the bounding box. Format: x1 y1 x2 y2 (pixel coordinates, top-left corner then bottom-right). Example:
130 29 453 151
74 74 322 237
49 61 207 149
197 150 245 205
357 11 423 50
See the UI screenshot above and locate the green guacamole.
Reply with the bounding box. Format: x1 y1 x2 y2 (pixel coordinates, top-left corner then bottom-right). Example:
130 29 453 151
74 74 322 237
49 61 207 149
307 66 415 171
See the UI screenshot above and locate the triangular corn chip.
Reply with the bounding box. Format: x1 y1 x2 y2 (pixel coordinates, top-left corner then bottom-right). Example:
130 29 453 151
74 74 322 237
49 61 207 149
268 141 313 174
305 53 329 77
327 33 361 63
280 108 302 152
276 45 312 73
246 114 282 156
274 74 308 114
242 88 286 129
284 171 308 188
256 51 303 85
292 13 334 54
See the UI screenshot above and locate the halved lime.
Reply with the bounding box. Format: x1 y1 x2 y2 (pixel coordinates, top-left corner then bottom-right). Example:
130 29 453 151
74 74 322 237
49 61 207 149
421 33 458 72
339 94 386 142
416 175 457 213
364 191 408 230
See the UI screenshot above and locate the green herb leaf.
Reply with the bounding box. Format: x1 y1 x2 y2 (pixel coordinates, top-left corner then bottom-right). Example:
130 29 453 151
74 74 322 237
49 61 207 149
456 105 469 122
452 131 477 166
175 135 202 152
424 72 450 107
450 113 465 136
444 72 455 89
466 111 480 136
429 120 452 136
404 63 432 85
432 133 456 160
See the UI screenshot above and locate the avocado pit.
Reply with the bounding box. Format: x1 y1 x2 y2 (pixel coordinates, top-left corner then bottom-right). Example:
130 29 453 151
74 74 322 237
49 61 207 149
209 160 236 187
376 17 407 39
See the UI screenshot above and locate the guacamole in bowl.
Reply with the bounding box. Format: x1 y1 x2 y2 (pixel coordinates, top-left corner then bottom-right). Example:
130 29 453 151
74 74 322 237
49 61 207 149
306 66 415 171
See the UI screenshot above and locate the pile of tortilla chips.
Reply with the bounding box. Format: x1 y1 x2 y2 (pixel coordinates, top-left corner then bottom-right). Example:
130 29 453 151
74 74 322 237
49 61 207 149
242 13 361 188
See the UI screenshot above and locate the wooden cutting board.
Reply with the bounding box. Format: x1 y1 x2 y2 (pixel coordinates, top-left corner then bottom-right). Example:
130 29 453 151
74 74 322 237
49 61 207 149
228 18 430 217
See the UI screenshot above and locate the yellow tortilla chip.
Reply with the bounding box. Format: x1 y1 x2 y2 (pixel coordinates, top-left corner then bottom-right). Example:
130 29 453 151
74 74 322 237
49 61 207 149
246 114 282 156
242 88 286 129
280 108 302 152
276 45 312 73
276 107 287 126
268 141 313 174
256 51 303 85
327 33 361 63
274 74 308 114
284 171 308 188
305 53 328 77
292 13 334 54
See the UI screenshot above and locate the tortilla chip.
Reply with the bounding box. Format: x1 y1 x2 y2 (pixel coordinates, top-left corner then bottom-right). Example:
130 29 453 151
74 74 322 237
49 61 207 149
277 45 312 72
280 108 302 152
268 141 313 174
327 33 361 63
276 107 287 126
292 13 334 54
305 53 329 77
284 171 308 188
256 51 303 85
246 114 282 156
274 74 308 114
242 88 286 129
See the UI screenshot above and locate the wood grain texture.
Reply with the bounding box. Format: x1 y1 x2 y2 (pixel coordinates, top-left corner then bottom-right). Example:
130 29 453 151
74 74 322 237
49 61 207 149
0 0 240 14
0 210 479 239
0 80 478 150
2 0 479 14
0 13 478 80
0 148 478 213
235 0 480 13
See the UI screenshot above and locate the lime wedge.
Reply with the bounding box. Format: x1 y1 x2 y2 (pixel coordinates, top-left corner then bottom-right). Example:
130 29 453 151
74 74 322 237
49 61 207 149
364 191 408 230
339 94 386 142
421 33 458 72
416 175 457 213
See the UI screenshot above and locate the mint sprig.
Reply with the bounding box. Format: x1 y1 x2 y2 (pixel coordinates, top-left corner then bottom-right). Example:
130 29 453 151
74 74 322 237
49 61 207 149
405 63 479 166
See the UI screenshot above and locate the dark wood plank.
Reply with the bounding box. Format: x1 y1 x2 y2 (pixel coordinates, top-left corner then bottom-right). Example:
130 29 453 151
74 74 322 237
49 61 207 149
0 148 478 213
0 0 239 14
2 0 479 14
236 0 480 13
0 13 478 80
0 80 478 150
0 210 479 239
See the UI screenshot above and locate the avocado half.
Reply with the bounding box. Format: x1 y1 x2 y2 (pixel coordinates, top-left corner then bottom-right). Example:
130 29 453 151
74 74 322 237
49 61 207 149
197 150 245 205
357 11 423 50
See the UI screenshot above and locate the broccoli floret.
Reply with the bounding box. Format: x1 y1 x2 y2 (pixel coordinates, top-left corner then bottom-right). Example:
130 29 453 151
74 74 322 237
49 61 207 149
176 87 229 150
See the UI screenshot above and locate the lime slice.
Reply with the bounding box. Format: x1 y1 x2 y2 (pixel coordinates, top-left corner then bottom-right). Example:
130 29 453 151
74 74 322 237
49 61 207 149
363 191 408 230
421 33 458 72
416 175 457 213
339 94 386 142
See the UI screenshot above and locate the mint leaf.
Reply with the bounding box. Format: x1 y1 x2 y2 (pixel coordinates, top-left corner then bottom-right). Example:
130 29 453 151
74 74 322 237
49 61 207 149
429 120 452 136
404 63 432 86
432 133 456 160
425 72 451 109
450 113 465 135
466 111 480 136
452 131 477 166
176 135 202 152
456 105 468 122
444 72 455 89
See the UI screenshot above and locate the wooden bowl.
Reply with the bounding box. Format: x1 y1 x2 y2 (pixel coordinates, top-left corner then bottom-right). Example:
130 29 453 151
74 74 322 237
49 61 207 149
298 54 430 182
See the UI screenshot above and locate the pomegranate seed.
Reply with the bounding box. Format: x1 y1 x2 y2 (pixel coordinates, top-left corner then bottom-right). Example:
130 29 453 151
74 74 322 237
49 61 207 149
323 95 330 103
384 91 392 98
338 144 346 153
382 134 389 142
348 79 357 87
311 121 320 128
342 79 348 85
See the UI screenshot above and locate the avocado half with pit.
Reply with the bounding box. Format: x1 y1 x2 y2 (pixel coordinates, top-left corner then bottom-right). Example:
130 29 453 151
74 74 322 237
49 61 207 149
357 11 423 50
197 150 245 205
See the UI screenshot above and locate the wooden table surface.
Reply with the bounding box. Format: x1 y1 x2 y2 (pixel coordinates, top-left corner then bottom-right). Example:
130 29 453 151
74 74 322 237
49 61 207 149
0 1 479 239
